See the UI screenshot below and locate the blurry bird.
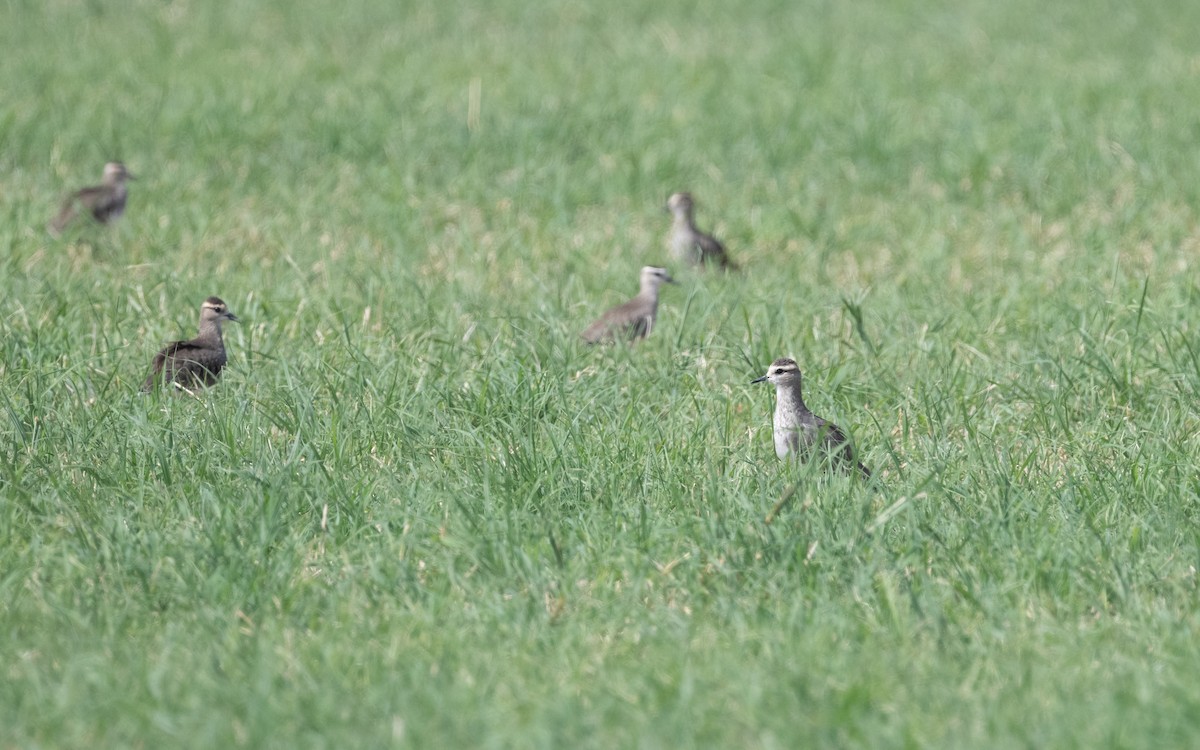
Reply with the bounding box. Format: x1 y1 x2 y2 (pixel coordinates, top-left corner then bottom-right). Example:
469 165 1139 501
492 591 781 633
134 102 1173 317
666 192 736 270
141 297 239 393
752 357 870 478
581 266 675 344
49 161 134 236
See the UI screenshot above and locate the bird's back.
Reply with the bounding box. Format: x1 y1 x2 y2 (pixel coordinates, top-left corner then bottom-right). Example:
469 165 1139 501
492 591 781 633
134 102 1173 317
671 222 734 270
581 296 654 344
50 184 126 234
778 410 869 477
79 184 127 222
142 338 227 391
695 230 734 269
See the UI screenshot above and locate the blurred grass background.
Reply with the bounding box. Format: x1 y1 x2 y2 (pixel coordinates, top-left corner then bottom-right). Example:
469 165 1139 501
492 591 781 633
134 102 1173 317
3 0 1200 746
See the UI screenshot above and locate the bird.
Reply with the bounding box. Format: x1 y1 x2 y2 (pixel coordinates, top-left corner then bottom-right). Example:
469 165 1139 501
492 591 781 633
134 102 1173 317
752 357 871 478
48 161 134 236
666 192 737 270
141 297 239 393
581 266 676 344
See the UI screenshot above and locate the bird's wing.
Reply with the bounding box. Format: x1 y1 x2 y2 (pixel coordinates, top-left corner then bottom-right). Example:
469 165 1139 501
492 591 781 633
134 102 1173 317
582 298 645 343
628 313 650 340
78 186 122 219
141 339 193 390
816 417 869 476
52 185 126 233
581 315 613 344
697 231 736 269
696 231 725 255
73 185 109 206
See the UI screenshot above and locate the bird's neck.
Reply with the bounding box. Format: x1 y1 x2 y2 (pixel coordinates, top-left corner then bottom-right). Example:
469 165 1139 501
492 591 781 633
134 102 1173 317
775 383 808 417
196 320 225 343
671 211 697 231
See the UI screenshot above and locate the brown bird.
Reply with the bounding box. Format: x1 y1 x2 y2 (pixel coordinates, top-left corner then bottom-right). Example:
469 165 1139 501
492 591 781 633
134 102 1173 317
752 357 870 478
48 161 134 236
666 192 736 270
141 297 239 393
581 266 675 344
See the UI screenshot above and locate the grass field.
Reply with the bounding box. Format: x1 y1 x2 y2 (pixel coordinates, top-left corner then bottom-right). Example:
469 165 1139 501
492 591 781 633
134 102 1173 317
4 0 1200 746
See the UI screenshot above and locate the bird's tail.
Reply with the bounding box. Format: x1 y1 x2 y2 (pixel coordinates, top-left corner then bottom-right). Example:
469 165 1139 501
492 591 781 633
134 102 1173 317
48 201 76 237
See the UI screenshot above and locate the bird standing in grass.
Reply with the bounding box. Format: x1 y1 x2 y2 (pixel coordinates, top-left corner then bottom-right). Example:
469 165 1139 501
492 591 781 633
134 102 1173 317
48 162 134 236
142 297 239 393
666 192 737 270
752 357 870 478
581 266 675 344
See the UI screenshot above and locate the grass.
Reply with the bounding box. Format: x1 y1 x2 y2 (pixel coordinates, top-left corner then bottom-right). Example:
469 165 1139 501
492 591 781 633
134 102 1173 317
3 0 1200 746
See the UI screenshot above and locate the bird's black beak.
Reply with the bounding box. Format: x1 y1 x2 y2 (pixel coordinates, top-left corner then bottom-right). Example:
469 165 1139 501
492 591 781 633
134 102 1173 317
751 374 768 384
225 313 240 323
